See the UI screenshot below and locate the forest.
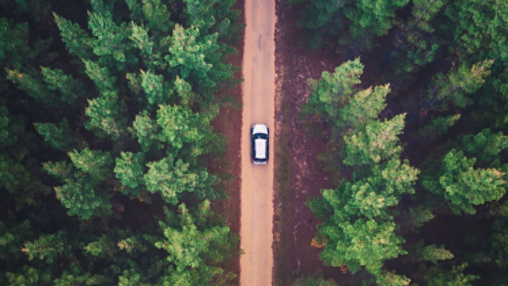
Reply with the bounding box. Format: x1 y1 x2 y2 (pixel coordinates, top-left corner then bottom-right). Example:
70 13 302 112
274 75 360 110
0 0 243 285
290 0 508 285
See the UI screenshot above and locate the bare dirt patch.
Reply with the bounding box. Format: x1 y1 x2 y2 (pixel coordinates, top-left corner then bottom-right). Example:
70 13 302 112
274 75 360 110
209 0 245 284
273 1 356 285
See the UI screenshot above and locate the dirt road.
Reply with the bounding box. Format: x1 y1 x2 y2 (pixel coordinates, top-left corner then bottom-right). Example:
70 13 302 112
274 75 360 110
240 0 276 285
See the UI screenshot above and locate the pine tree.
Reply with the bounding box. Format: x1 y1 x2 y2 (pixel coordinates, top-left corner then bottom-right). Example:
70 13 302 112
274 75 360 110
114 152 145 191
344 0 410 38
41 67 87 104
155 201 238 285
422 149 506 214
68 147 113 183
318 219 406 276
85 96 128 140
167 24 219 89
343 114 406 166
144 156 217 204
140 69 173 106
54 175 112 219
88 11 129 63
22 231 68 264
130 111 164 152
429 60 493 109
417 263 479 286
462 129 508 166
292 274 338 286
420 114 461 140
300 58 363 124
157 104 205 154
34 119 77 151
338 84 390 130
53 13 94 59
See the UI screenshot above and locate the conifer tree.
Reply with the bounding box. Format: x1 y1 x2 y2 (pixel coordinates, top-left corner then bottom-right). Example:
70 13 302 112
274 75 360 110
155 201 238 285
41 67 87 104
300 58 363 124
343 114 406 166
422 150 506 214
420 114 461 140
114 152 146 191
34 119 77 151
53 13 94 59
22 231 68 264
429 60 493 109
144 156 218 204
317 219 406 277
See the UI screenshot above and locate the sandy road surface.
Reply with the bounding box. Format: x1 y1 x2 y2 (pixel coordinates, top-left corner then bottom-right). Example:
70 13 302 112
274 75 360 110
240 0 276 285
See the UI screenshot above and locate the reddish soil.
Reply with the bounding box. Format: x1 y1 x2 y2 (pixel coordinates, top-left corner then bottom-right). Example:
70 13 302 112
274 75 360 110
273 1 356 285
208 0 245 284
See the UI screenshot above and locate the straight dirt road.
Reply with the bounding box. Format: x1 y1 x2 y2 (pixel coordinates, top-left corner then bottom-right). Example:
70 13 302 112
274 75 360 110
240 0 276 285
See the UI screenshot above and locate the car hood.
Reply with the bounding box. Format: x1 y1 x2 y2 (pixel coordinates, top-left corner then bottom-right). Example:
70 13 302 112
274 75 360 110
252 124 268 135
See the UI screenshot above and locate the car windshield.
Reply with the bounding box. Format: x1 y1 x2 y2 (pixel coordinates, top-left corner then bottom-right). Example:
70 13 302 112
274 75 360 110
253 133 268 139
254 139 267 159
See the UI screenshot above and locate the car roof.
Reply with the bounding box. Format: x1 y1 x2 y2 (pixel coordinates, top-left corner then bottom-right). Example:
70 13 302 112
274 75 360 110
254 138 267 159
252 124 268 135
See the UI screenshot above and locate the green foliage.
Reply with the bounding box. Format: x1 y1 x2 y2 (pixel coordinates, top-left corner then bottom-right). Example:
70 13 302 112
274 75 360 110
82 59 117 96
5 69 58 106
295 0 408 49
338 84 389 130
462 129 508 166
376 271 410 286
53 13 94 59
53 263 106 285
84 234 116 258
167 24 219 88
338 159 419 219
41 67 87 104
130 112 164 152
402 206 435 232
344 0 410 37
84 96 128 140
140 69 173 105
418 263 479 286
155 201 238 285
129 21 154 58
0 106 24 147
88 11 128 63
157 104 206 154
410 240 454 264
34 119 77 151
293 274 338 286
430 60 493 109
141 0 174 37
0 18 51 80
144 156 217 204
5 265 52 286
1 0 243 284
420 114 461 140
318 219 406 276
343 114 406 166
114 152 145 190
0 220 31 260
445 0 508 64
492 219 508 267
301 58 363 123
68 148 113 183
423 149 506 214
54 175 113 219
22 231 67 263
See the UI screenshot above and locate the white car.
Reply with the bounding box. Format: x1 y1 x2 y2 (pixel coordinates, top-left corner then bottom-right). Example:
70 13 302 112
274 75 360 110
251 124 269 165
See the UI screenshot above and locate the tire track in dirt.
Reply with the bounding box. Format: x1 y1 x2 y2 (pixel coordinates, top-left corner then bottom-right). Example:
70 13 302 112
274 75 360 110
239 0 276 285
